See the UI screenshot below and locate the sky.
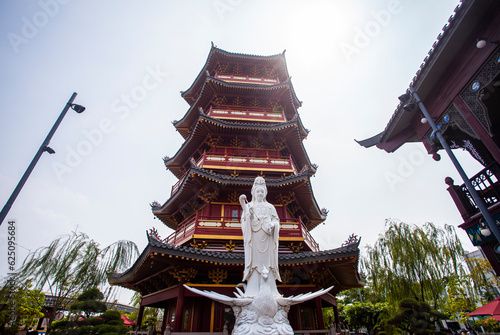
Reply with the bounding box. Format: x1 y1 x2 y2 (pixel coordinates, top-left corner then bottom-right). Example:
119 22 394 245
0 0 481 305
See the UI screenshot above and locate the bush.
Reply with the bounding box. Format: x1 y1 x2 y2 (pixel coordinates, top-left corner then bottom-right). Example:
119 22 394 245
100 310 122 323
95 323 127 334
49 309 127 335
107 320 123 326
476 317 500 332
81 317 105 326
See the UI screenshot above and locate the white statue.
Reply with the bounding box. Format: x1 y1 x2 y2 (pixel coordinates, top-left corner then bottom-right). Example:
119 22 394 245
184 176 333 335
239 176 281 297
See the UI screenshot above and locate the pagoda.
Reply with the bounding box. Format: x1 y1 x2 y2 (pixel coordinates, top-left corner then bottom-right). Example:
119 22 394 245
110 44 363 333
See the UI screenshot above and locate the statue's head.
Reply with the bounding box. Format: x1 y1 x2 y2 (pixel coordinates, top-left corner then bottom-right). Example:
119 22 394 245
251 177 267 202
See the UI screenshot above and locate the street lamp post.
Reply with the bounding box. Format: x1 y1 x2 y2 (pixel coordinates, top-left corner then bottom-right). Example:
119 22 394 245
399 85 500 243
0 92 85 226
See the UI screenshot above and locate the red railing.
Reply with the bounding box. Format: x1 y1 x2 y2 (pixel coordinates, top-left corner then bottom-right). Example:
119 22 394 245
446 162 500 218
164 215 319 252
171 170 189 196
207 106 285 122
196 150 297 174
214 73 280 85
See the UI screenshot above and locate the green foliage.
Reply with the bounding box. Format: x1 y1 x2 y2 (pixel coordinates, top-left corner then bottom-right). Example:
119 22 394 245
128 291 162 330
49 308 127 335
474 317 500 332
100 310 122 323
323 307 335 327
12 230 138 329
386 298 447 335
466 257 500 303
343 301 388 332
76 287 105 302
338 287 378 305
443 277 476 323
364 220 470 311
0 279 45 332
71 288 107 318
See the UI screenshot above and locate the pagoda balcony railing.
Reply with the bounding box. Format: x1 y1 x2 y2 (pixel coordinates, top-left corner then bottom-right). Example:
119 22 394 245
164 214 320 252
447 162 500 217
214 73 280 85
195 150 297 174
206 106 286 123
171 170 189 196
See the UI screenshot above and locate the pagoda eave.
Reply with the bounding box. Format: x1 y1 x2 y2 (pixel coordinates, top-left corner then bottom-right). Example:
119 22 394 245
153 164 325 230
181 44 292 105
110 238 362 296
164 114 312 179
174 76 302 137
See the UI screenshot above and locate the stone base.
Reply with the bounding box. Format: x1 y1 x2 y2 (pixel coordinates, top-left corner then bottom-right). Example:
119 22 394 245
232 304 293 335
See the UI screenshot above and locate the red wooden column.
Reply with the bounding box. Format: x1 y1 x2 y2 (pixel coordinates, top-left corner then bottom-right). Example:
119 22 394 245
173 283 186 332
333 305 341 331
135 304 145 332
315 297 325 329
161 307 169 334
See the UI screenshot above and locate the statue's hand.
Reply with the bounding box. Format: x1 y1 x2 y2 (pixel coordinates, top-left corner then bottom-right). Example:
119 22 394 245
239 194 247 207
248 206 255 220
263 221 273 234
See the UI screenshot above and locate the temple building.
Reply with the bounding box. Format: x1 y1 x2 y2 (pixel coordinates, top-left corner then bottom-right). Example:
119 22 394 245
110 44 363 333
357 0 500 274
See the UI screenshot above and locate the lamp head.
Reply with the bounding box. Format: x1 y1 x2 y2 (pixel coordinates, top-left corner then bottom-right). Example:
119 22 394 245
398 92 411 103
480 228 492 237
71 104 86 114
403 102 416 112
43 146 56 154
476 39 487 49
476 38 499 49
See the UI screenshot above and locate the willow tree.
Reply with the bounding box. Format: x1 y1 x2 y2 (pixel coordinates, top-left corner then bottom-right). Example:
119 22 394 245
363 220 471 311
8 230 139 328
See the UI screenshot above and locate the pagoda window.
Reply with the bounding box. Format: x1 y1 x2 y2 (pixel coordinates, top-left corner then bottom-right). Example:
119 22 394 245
224 205 241 222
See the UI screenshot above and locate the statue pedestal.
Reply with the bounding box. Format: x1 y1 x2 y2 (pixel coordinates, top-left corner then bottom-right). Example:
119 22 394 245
184 284 332 335
231 303 293 335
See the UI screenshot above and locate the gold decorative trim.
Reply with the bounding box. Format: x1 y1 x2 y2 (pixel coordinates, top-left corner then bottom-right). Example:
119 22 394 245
280 269 293 284
170 267 197 283
190 239 208 250
208 268 228 284
288 242 303 253
224 240 237 252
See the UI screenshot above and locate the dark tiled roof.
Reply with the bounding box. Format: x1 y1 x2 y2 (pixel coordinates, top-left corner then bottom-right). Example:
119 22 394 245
186 159 313 186
181 43 292 105
110 236 361 284
164 113 310 178
152 162 326 230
